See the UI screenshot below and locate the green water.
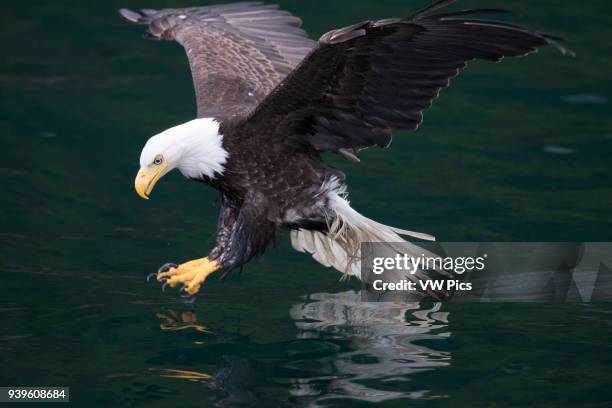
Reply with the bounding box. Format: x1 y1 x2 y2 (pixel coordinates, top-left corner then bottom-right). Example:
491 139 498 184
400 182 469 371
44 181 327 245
2 0 612 406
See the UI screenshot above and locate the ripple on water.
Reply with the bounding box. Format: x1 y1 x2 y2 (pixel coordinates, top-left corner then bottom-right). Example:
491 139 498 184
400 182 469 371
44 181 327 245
285 291 451 404
561 93 608 104
543 145 577 155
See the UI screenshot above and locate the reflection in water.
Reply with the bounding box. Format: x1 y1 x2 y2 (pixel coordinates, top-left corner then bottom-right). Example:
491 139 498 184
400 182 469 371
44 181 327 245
156 310 209 333
288 291 451 404
151 293 451 406
149 368 211 381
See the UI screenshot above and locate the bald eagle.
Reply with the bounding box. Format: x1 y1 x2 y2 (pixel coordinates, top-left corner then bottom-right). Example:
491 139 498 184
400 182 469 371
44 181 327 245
121 0 568 296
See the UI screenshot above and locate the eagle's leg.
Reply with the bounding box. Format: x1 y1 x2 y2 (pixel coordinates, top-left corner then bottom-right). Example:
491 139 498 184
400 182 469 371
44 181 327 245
152 197 274 296
157 258 221 295
152 198 238 296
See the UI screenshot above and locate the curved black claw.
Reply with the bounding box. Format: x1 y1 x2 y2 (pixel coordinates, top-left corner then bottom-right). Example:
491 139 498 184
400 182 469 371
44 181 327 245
161 282 170 292
179 286 197 301
158 263 178 274
179 287 192 298
146 272 157 282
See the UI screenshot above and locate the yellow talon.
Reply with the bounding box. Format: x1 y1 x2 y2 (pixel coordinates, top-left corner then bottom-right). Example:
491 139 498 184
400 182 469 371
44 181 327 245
166 269 199 287
157 257 221 295
157 258 207 282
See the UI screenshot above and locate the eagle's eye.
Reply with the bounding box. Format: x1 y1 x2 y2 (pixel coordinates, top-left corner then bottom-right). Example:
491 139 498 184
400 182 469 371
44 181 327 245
153 155 163 166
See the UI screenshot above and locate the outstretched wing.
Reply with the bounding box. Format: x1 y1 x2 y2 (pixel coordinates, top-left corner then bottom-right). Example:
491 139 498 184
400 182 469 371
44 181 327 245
119 2 315 120
244 0 570 161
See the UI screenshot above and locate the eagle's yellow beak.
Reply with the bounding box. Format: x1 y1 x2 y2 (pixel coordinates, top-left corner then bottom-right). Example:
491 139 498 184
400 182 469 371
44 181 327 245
135 163 168 199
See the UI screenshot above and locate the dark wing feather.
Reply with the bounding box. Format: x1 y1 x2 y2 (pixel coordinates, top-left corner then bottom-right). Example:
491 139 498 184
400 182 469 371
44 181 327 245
119 2 315 120
243 1 570 158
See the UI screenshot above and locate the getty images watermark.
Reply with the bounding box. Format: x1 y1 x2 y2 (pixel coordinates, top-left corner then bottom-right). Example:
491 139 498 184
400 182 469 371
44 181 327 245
360 242 612 302
371 252 487 292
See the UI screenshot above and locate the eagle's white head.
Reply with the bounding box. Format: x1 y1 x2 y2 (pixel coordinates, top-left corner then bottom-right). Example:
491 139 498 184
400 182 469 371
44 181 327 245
134 118 228 199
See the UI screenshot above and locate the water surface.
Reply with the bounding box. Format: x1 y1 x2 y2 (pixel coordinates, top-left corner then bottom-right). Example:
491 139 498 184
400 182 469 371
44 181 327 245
1 0 612 406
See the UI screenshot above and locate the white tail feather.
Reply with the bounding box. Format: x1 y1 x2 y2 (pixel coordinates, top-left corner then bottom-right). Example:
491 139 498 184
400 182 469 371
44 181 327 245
290 178 436 280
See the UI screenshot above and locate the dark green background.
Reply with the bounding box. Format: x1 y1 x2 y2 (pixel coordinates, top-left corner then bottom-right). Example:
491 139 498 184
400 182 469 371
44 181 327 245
1 1 611 406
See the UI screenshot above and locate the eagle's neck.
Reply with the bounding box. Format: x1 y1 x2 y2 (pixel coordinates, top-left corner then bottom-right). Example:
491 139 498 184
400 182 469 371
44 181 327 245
169 118 228 180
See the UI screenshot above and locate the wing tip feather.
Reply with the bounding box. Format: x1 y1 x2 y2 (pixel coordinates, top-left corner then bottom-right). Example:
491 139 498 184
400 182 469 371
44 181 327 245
410 0 457 19
408 1 574 57
542 34 575 57
118 8 144 24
